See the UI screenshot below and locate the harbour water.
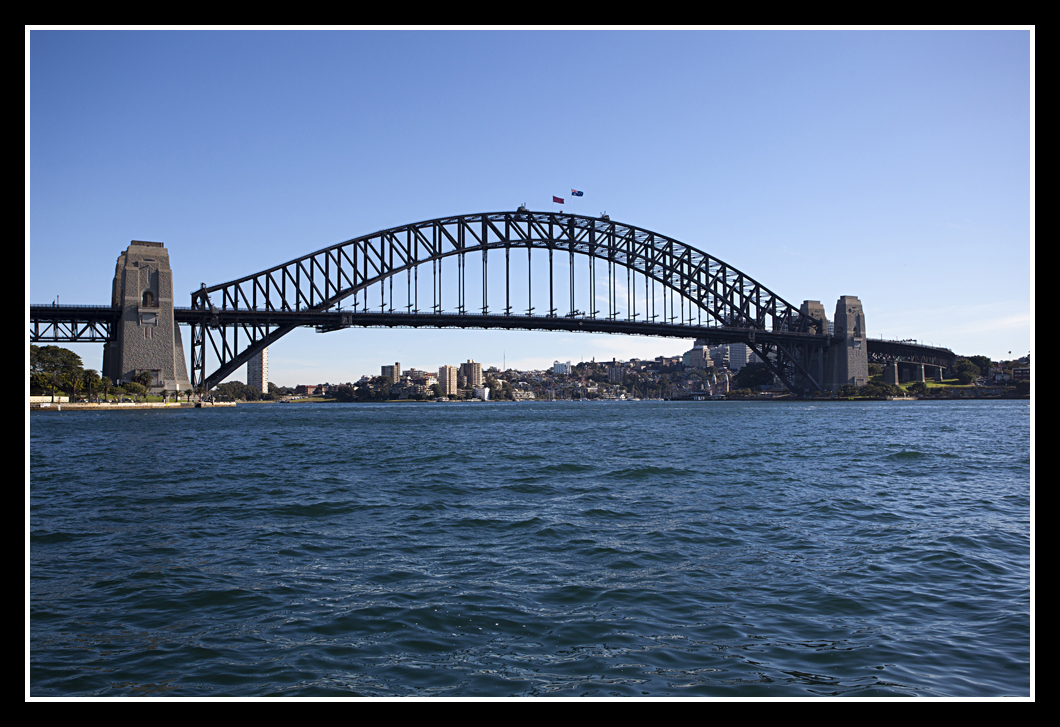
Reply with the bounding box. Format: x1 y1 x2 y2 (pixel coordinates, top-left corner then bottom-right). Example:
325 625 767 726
29 400 1031 697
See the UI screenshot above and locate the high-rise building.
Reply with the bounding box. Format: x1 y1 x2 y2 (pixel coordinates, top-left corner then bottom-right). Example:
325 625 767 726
247 347 269 394
710 346 729 370
460 360 483 388
728 344 750 371
381 362 401 383
438 365 458 396
553 361 572 375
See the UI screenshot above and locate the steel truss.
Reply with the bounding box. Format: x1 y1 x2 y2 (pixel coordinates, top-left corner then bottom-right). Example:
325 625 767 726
29 305 120 343
867 338 957 369
190 211 830 392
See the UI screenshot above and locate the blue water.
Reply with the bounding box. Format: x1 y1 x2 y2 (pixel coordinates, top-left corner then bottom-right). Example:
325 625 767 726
29 400 1031 697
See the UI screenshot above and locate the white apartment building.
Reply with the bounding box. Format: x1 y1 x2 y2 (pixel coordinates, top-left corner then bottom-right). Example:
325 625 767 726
438 365 458 396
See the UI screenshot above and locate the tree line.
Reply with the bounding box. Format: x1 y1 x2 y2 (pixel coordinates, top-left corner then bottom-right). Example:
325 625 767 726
30 344 195 401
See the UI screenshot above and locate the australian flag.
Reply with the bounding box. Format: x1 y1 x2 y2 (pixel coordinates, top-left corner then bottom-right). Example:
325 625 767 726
571 189 584 197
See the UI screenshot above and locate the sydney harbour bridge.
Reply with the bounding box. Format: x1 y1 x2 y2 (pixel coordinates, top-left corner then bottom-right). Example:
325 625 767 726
30 209 956 396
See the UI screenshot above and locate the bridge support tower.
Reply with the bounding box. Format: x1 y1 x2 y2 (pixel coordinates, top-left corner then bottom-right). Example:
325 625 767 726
824 295 868 392
798 300 830 395
102 241 191 392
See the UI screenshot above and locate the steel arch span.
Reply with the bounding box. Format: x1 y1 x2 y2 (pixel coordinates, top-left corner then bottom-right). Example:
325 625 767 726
189 210 827 392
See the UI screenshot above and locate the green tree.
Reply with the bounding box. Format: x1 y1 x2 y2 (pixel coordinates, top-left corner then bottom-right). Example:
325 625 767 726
123 382 147 399
954 359 980 385
334 385 357 402
858 381 902 398
734 362 773 390
907 381 928 396
213 381 262 401
965 355 993 378
82 369 101 401
30 345 84 401
370 376 394 401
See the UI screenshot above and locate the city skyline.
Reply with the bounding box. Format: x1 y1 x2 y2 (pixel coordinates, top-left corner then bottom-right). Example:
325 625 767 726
28 29 1033 385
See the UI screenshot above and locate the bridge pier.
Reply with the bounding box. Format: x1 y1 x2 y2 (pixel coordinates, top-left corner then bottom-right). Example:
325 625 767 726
102 241 191 392
884 361 899 385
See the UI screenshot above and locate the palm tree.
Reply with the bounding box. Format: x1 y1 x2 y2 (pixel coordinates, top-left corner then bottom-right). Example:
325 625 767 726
82 369 101 402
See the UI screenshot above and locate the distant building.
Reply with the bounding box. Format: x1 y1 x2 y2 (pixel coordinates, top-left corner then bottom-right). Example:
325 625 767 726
247 347 269 394
710 346 729 370
682 340 711 370
473 386 490 400
439 365 458 396
381 362 401 383
728 344 751 371
710 344 758 372
553 360 572 375
460 360 483 388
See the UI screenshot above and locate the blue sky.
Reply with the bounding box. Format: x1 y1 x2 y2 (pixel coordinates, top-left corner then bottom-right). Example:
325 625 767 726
28 29 1033 386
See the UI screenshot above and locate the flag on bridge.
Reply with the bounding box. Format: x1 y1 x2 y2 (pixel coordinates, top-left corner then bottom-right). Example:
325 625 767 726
553 196 564 204
571 189 584 197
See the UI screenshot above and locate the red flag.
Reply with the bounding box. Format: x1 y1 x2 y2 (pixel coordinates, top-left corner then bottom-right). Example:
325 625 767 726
553 196 564 204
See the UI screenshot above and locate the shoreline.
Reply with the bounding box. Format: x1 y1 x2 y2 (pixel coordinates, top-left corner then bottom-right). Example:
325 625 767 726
30 401 237 411
30 395 1028 411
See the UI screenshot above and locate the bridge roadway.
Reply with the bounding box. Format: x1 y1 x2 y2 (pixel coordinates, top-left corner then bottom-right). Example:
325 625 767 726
175 307 829 345
31 304 956 369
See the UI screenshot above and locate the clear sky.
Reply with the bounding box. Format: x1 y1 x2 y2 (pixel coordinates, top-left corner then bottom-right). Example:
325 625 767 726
28 28 1033 387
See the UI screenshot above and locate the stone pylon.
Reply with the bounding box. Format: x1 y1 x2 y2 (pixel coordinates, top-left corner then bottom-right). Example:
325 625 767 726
102 241 191 392
800 300 829 393
825 295 868 392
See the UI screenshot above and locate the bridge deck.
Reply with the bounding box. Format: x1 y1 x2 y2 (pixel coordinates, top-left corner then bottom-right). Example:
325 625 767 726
172 307 830 346
31 304 954 368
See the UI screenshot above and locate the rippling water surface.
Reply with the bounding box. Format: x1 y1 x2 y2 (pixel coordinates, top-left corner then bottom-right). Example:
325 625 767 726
30 400 1031 697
